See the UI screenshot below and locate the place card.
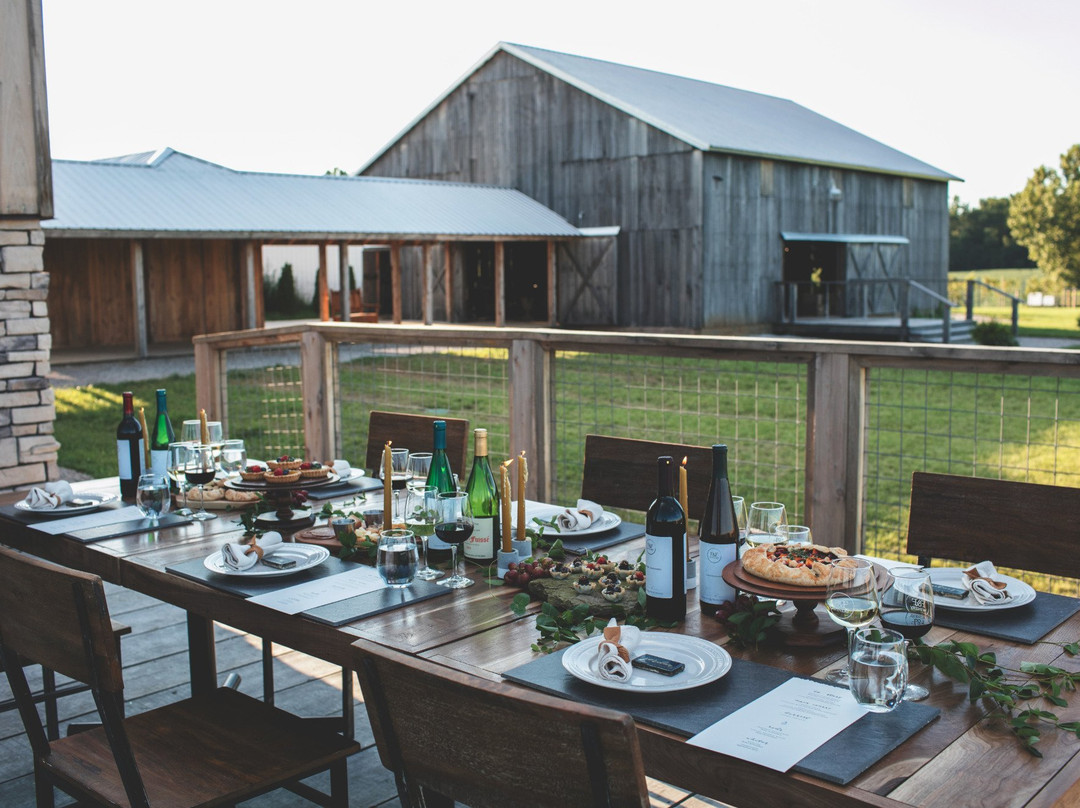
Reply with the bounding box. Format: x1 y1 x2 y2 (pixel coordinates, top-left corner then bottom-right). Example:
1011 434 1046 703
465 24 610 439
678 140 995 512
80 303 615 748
688 678 866 772
247 564 387 614
28 505 145 535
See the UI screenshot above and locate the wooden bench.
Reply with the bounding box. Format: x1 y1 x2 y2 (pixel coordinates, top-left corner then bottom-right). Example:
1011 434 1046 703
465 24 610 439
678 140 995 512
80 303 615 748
330 288 379 323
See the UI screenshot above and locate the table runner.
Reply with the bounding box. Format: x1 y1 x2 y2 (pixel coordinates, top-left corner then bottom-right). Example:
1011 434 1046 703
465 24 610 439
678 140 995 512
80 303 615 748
63 512 194 542
934 591 1080 644
304 475 383 501
503 648 938 785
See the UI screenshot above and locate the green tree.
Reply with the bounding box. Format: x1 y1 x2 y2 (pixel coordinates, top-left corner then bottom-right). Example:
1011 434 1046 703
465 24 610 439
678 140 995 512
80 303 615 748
950 196 1034 270
1008 145 1080 287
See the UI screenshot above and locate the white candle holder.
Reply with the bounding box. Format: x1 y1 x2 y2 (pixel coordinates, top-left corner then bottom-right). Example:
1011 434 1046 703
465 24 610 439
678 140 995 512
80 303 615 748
686 557 698 591
512 537 532 560
497 549 520 578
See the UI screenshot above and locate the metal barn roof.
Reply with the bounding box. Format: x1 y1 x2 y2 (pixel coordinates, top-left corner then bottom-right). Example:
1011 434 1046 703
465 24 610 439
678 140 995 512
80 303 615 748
44 149 582 240
363 42 958 182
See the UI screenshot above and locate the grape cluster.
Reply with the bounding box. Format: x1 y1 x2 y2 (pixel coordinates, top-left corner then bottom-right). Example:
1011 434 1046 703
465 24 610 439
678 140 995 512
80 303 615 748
713 594 756 624
503 557 555 588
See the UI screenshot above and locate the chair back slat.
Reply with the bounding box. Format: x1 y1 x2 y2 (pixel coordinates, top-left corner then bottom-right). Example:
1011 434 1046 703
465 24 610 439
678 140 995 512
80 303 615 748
365 411 469 477
582 434 713 515
353 638 649 808
906 472 1080 577
0 547 122 693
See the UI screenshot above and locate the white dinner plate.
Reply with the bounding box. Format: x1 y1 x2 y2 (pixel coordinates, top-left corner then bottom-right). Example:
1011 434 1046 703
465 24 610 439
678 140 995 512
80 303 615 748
562 633 731 693
514 507 622 537
14 492 119 517
203 543 330 577
929 567 1037 611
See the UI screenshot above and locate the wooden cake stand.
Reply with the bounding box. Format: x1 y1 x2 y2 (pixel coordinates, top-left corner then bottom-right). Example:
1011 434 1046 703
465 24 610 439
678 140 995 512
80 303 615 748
721 559 891 647
224 472 341 531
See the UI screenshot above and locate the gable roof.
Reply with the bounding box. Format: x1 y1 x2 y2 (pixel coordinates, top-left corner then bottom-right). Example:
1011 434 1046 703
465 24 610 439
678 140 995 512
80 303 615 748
362 42 957 182
44 148 582 240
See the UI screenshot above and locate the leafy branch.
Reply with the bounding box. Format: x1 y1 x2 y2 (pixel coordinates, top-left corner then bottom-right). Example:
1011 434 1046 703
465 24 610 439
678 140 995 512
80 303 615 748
912 638 1080 756
510 588 675 653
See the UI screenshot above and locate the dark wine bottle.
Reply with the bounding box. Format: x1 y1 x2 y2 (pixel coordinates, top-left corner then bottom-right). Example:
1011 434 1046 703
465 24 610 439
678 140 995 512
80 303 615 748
645 455 687 622
149 388 175 481
698 444 741 615
425 420 456 567
463 428 499 562
116 391 143 501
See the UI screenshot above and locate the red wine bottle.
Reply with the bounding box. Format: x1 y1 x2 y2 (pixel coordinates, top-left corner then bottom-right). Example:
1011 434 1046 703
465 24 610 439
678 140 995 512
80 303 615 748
699 444 741 615
645 456 687 622
116 391 144 501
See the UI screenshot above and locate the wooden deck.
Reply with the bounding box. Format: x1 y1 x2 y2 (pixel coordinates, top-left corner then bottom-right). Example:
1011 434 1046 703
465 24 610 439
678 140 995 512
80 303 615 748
0 583 725 807
775 316 976 343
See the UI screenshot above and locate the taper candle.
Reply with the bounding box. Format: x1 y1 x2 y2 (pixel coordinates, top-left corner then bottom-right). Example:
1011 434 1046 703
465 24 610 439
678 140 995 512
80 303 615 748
500 460 514 552
138 407 151 471
383 441 393 529
517 451 528 541
680 456 690 560
199 408 209 445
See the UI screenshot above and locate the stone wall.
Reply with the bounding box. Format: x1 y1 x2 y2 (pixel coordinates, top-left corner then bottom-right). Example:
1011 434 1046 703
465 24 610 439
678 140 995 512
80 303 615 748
0 220 58 491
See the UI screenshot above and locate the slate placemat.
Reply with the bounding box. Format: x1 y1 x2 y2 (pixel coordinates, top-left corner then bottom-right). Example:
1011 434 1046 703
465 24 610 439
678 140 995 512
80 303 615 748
503 648 938 785
167 552 359 598
304 475 384 501
934 591 1080 644
560 521 647 555
302 577 451 625
65 512 194 543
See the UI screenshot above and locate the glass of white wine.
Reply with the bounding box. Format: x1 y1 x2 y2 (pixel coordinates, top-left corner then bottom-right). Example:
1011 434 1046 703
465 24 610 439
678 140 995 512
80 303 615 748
824 558 880 685
406 484 443 581
745 501 787 548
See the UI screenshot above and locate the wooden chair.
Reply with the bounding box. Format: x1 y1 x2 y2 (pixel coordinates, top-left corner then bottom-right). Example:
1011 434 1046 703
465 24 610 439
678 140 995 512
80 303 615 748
0 546 359 808
906 471 1080 575
364 411 470 477
581 434 713 514
330 288 379 323
352 638 650 808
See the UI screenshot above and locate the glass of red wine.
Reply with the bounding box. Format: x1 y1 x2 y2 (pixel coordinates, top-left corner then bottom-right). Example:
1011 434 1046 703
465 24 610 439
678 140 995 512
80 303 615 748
434 491 474 589
879 568 933 700
183 444 218 522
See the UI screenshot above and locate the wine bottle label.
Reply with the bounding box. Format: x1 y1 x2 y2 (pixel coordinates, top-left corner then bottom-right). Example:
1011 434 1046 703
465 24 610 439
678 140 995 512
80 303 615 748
644 533 674 598
464 516 495 560
117 439 143 479
150 449 169 480
699 543 738 604
427 533 451 551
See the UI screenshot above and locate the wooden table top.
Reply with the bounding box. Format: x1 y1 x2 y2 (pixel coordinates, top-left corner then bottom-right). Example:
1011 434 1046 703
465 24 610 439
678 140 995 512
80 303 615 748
3 479 1079 808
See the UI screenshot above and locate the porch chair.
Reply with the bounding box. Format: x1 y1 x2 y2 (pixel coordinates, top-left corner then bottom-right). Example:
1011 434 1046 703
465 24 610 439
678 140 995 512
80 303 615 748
582 434 713 515
0 546 359 808
352 637 650 808
906 471 1080 575
364 410 470 477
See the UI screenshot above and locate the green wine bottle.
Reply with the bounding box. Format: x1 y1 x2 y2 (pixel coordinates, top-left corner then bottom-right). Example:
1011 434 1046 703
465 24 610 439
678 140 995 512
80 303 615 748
149 388 175 480
425 420 456 567
463 429 499 562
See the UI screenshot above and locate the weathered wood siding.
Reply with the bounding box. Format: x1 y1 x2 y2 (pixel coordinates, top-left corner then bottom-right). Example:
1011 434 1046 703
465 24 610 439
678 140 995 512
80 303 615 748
47 238 134 348
701 154 949 328
363 51 704 328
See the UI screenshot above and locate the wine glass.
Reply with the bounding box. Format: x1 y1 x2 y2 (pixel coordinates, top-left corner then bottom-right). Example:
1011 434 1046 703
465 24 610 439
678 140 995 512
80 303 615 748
381 447 410 523
434 491 474 589
406 484 443 581
776 524 812 545
219 439 247 476
136 473 171 526
406 452 432 492
184 444 218 522
879 568 933 700
180 420 202 444
848 627 908 712
731 496 748 536
377 528 419 589
824 558 880 685
168 441 194 517
746 502 787 548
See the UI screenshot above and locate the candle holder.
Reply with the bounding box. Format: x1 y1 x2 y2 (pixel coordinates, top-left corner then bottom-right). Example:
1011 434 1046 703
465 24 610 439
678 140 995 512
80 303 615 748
686 557 698 590
512 537 532 560
497 549 520 578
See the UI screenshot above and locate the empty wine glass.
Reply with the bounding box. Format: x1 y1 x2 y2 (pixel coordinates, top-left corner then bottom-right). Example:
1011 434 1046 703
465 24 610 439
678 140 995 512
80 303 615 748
406 452 432 492
184 444 218 522
849 627 908 712
776 524 812 545
168 441 194 517
434 491 474 589
219 439 247 475
824 558 881 685
180 420 202 444
880 568 933 700
406 484 443 581
746 502 787 548
731 496 748 536
136 473 171 525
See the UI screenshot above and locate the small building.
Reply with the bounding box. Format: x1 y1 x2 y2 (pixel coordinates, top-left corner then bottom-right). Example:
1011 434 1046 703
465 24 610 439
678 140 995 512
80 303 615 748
361 43 959 330
43 149 586 355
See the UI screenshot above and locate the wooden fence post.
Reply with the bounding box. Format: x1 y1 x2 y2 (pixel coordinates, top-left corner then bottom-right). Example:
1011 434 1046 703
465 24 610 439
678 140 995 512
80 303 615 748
508 338 551 502
300 330 335 461
194 339 224 427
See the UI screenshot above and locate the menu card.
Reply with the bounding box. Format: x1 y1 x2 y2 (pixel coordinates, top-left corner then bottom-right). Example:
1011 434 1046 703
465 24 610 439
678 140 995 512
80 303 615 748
688 678 867 772
247 564 387 614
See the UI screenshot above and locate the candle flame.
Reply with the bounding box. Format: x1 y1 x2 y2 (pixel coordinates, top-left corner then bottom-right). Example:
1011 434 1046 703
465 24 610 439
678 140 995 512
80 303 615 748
682 456 688 466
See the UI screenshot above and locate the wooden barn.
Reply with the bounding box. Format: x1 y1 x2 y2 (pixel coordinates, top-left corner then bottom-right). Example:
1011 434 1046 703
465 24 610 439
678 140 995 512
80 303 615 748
361 43 960 331
42 149 585 355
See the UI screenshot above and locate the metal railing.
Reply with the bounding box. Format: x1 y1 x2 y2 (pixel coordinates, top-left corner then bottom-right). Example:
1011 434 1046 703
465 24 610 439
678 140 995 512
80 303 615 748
195 323 1080 586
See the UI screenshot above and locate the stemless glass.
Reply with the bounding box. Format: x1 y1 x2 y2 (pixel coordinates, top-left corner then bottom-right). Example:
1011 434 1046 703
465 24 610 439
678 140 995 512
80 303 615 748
824 558 880 685
136 473 171 525
746 502 787 548
377 528 419 589
168 441 194 517
406 484 443 581
219 439 247 475
849 627 908 712
434 491 474 589
184 444 218 522
880 568 934 700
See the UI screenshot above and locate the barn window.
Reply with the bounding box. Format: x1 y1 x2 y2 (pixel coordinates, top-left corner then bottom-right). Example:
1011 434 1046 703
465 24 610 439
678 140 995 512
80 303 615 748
760 160 774 197
903 178 914 208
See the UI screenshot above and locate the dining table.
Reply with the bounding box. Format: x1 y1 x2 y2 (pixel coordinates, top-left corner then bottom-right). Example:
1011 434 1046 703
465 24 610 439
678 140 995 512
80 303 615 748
2 477 1080 808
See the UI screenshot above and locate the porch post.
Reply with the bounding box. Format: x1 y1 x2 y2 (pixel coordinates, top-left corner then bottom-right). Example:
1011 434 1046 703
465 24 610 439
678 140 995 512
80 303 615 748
318 242 330 321
423 243 433 325
444 243 453 324
130 240 148 357
338 241 350 320
390 242 402 324
494 241 505 327
547 239 557 326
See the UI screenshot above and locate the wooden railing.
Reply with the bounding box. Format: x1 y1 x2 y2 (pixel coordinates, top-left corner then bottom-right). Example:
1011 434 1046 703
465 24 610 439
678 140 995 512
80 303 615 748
194 323 1080 555
965 279 1021 337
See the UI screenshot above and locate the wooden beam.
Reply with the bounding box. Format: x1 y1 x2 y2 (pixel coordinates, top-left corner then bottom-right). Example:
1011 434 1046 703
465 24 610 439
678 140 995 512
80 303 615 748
494 241 505 328
547 239 557 327
390 242 402 324
338 241 350 320
422 243 433 325
444 243 453 324
130 240 148 357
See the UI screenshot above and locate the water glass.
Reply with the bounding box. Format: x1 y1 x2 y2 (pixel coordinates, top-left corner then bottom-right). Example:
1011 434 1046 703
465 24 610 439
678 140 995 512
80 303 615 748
136 473 171 525
377 528 419 588
746 502 787 548
848 627 908 712
219 439 247 475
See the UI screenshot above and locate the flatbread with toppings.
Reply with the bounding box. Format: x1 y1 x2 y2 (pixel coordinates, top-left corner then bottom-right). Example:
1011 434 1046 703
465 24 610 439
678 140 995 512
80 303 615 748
741 543 850 586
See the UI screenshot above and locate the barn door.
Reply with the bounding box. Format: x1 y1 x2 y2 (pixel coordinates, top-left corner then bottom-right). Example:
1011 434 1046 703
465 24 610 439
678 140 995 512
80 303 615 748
556 235 618 326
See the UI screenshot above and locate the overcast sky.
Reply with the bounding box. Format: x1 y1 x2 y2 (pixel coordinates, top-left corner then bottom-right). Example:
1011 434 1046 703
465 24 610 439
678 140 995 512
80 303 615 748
40 0 1080 206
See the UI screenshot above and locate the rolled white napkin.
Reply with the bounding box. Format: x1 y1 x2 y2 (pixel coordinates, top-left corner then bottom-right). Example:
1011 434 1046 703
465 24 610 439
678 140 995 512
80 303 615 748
220 531 283 571
23 481 74 510
556 499 604 531
331 459 351 476
595 618 642 682
962 561 1012 605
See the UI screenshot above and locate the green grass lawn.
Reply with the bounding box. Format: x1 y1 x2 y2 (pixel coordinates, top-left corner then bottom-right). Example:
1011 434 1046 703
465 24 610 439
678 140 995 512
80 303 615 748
972 305 1080 340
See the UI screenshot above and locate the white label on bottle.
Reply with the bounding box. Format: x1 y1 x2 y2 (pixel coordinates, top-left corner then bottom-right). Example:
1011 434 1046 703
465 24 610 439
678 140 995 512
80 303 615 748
700 543 738 605
644 533 674 599
150 449 169 480
428 534 450 551
117 439 144 479
464 516 495 560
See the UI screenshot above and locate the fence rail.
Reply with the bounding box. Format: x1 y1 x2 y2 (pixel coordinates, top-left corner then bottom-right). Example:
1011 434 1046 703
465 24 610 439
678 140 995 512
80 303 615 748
195 323 1080 575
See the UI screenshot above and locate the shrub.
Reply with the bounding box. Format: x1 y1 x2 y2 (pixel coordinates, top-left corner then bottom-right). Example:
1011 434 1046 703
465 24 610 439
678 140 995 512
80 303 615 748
972 320 1018 347
264 263 313 319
